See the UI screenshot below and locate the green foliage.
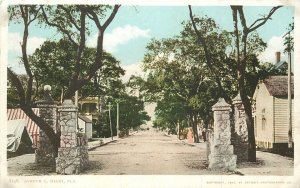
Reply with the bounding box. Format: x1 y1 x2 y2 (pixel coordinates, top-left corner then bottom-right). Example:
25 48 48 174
141 16 233 132
29 39 124 100
139 15 277 133
94 93 150 138
284 21 294 53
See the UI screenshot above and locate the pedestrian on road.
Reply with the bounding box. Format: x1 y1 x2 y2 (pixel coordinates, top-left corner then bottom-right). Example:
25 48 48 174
202 128 206 142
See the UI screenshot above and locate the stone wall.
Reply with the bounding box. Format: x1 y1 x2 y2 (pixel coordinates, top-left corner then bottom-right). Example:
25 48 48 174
232 94 249 163
35 94 58 166
208 98 236 171
56 99 88 175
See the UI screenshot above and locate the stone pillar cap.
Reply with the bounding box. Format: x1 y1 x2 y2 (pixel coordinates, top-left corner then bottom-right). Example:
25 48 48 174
58 99 78 111
36 100 58 106
232 93 242 104
212 98 231 111
232 93 251 105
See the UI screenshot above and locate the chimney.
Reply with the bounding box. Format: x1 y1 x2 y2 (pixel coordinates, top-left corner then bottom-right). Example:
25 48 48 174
275 52 281 64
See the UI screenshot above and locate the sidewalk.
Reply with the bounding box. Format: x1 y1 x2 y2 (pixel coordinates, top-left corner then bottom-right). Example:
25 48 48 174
88 137 119 150
88 131 139 150
164 133 294 176
6 135 120 176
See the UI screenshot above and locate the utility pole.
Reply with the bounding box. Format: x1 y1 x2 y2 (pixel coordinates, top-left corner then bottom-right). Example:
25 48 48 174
283 29 293 149
108 102 113 140
287 32 292 148
117 100 120 138
75 90 78 107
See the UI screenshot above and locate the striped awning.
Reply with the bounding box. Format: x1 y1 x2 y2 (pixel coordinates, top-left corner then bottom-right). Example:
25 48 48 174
7 108 40 148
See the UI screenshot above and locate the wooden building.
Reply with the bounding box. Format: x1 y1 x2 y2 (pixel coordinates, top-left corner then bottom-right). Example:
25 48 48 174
78 115 93 139
252 76 294 149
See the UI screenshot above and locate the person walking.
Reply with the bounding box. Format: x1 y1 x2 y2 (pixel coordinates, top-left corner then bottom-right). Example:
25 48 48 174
202 128 206 142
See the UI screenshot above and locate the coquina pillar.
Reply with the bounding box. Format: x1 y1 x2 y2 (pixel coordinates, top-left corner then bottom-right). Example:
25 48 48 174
35 86 58 165
232 93 249 162
56 99 88 174
209 98 237 171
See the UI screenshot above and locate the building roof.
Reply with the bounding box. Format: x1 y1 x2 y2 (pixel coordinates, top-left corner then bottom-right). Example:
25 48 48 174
263 76 294 97
274 61 287 69
78 114 92 123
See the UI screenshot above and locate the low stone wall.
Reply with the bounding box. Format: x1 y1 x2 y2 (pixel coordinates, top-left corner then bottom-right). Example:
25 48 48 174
56 100 89 175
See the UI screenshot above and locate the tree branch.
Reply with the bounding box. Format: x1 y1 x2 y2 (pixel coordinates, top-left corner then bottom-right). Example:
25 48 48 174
28 6 41 25
72 7 86 81
247 6 282 33
7 68 25 105
40 6 78 46
58 5 81 30
20 6 34 105
188 5 230 102
86 10 102 29
102 5 121 31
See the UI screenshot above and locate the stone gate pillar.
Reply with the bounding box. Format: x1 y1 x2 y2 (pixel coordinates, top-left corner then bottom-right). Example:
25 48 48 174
35 86 58 165
208 98 236 171
232 94 249 162
56 99 88 174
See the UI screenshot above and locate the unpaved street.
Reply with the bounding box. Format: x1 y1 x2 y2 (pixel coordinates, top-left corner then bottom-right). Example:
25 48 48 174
86 129 209 175
7 129 294 176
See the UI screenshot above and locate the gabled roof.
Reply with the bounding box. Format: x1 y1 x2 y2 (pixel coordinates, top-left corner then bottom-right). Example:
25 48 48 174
275 61 287 69
263 76 294 97
78 114 92 123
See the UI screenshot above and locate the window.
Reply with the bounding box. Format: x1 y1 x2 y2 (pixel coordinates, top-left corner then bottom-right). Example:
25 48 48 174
262 115 266 131
262 108 266 131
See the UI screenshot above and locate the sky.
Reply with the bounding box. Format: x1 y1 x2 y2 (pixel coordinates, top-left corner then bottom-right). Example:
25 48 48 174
8 5 294 81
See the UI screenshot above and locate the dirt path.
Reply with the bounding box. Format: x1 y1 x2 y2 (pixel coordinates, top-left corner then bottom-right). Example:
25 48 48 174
7 129 294 175
85 130 210 175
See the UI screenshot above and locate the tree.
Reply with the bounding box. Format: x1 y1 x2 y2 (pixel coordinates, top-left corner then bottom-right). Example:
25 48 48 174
140 16 236 142
230 6 281 162
29 39 125 101
188 5 281 161
8 5 121 156
99 93 150 138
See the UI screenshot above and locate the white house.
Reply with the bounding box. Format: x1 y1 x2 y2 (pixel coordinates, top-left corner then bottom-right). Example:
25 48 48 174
252 76 294 149
78 115 93 139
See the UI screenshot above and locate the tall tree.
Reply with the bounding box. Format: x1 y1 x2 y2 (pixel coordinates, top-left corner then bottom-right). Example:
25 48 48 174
189 5 281 161
141 17 234 142
8 5 121 155
230 5 281 162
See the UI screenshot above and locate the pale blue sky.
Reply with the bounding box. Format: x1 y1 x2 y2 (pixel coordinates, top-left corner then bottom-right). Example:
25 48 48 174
8 5 294 74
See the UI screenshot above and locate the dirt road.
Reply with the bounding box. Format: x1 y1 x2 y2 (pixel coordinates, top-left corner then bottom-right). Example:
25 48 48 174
7 129 293 176
86 129 209 175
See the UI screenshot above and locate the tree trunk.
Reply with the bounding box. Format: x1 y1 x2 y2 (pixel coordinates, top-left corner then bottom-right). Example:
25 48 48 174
231 6 256 162
190 114 199 143
21 105 60 156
